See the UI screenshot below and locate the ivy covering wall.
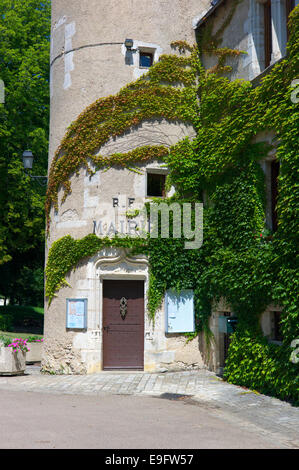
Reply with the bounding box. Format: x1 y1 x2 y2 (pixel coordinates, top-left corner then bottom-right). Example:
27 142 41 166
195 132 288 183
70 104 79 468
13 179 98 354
46 6 299 404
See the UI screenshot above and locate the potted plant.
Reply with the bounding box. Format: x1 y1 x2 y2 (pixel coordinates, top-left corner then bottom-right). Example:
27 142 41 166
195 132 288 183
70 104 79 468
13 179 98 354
26 336 44 364
0 336 29 375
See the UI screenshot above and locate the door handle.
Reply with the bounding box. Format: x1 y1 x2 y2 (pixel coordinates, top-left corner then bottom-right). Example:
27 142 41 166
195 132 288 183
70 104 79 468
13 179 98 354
103 325 110 332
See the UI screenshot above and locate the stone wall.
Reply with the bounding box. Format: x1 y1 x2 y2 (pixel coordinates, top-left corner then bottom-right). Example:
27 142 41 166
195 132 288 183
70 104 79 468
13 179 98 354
49 0 210 162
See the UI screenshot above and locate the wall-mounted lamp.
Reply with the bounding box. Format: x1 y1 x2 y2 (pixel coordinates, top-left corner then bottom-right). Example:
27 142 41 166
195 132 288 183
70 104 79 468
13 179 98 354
22 150 34 170
22 150 48 186
124 38 134 50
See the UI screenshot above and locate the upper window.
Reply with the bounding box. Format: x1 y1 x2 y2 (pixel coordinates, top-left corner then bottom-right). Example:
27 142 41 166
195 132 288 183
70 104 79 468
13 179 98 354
264 0 272 69
286 0 295 39
147 171 166 197
263 0 298 69
139 51 154 68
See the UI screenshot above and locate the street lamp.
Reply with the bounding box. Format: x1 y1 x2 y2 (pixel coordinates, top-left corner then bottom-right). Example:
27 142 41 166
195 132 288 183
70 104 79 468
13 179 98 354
22 150 34 170
22 150 47 186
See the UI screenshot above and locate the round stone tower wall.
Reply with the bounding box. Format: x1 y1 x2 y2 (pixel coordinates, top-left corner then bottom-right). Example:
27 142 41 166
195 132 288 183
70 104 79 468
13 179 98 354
43 0 209 374
49 0 209 161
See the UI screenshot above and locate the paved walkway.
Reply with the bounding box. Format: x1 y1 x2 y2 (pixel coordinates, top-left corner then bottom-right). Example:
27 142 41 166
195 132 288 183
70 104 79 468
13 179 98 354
0 366 298 448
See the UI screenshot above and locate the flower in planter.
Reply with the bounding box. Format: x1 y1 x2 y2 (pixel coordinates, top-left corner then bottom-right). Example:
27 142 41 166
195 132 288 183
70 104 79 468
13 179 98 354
27 336 43 343
7 338 30 353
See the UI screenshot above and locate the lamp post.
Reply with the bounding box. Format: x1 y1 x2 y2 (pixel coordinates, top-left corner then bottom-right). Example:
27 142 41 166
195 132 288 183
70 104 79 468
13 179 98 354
22 150 47 186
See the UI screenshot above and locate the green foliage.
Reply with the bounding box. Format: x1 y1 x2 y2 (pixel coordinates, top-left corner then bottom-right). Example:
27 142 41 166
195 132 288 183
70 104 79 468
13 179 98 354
0 0 50 304
0 334 12 347
0 252 44 306
0 331 43 341
0 305 44 332
45 7 299 403
26 335 43 343
224 332 299 405
0 313 13 332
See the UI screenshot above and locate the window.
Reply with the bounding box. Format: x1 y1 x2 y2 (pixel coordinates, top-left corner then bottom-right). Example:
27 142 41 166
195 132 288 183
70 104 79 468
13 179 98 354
264 0 272 68
139 51 153 68
271 311 283 342
270 160 280 232
262 0 298 67
286 0 295 39
147 172 166 197
260 157 280 231
261 309 283 343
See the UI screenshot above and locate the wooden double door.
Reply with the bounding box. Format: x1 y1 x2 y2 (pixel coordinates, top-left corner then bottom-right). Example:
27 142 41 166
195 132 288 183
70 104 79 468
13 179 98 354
102 280 144 370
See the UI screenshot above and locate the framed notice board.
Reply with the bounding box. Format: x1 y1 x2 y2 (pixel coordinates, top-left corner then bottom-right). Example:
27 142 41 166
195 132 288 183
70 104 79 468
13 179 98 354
165 289 195 333
66 298 87 329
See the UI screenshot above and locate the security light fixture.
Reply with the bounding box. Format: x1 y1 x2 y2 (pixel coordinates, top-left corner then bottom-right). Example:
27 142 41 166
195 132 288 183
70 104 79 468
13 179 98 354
124 38 134 50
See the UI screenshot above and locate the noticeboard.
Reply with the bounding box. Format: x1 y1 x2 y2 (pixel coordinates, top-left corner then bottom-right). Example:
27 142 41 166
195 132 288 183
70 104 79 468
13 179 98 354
165 289 195 333
66 298 87 330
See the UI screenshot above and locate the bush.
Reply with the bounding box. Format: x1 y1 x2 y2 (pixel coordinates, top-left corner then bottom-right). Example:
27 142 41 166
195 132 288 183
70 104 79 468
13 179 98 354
26 335 44 343
224 332 299 406
0 334 12 347
0 314 13 332
0 306 44 333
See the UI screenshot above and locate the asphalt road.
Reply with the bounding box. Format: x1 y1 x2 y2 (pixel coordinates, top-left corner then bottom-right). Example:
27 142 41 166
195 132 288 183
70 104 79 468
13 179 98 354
0 389 293 449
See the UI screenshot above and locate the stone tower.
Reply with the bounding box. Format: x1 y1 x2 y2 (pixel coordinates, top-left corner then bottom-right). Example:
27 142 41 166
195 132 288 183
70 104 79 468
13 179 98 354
44 0 210 374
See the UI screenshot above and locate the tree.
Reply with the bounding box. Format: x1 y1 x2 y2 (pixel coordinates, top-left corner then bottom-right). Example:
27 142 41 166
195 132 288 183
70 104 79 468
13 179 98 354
0 0 50 304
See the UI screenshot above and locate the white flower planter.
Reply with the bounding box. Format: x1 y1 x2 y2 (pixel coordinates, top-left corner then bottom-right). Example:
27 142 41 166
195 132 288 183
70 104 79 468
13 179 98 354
0 347 26 375
26 342 43 363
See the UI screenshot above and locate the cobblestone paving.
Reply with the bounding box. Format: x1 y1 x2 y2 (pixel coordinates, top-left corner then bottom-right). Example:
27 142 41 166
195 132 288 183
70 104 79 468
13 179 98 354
0 366 298 448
